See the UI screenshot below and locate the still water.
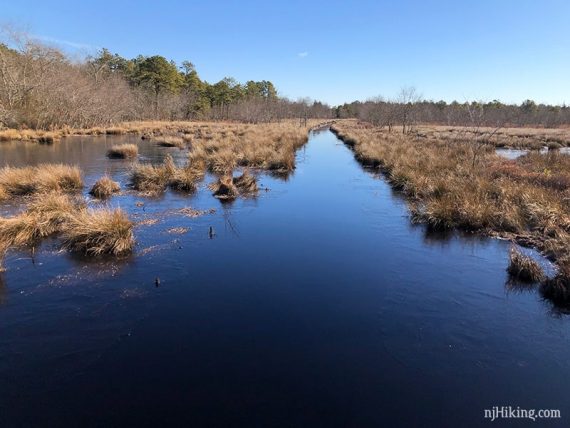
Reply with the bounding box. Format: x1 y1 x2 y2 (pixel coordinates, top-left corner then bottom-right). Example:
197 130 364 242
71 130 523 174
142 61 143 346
0 130 568 427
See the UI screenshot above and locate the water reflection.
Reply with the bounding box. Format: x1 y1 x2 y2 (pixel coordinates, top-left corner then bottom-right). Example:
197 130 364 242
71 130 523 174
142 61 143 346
0 130 570 426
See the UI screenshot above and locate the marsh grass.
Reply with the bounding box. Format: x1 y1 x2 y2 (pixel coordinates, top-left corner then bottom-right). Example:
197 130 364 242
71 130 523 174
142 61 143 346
507 247 545 282
542 264 570 304
62 208 134 256
107 144 139 159
155 136 185 148
0 164 82 198
233 170 258 195
414 125 570 149
332 120 570 301
209 175 238 200
0 193 79 248
90 175 121 199
130 155 175 193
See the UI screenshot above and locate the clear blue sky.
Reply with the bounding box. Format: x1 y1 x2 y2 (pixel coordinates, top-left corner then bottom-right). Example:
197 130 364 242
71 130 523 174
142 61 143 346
3 0 569 106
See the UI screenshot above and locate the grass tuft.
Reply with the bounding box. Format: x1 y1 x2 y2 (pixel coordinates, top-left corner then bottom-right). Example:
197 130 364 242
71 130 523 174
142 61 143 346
90 175 120 199
155 136 185 148
107 144 138 159
62 208 134 256
209 175 238 200
507 247 545 282
0 164 82 198
233 170 258 195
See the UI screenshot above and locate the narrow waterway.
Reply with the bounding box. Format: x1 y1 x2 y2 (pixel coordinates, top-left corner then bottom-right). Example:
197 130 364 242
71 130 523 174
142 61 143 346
0 129 568 427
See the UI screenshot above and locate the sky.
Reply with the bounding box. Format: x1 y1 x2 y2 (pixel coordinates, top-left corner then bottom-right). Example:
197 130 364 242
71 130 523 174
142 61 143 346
2 0 569 106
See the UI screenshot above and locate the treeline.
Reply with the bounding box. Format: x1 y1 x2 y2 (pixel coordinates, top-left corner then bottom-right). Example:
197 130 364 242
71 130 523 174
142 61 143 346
336 89 570 131
0 32 332 129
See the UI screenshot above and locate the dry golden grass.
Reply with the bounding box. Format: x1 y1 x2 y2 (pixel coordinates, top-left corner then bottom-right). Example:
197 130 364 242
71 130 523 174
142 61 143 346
0 164 82 198
331 120 570 301
209 175 239 200
155 136 185 148
233 170 258 195
0 192 134 269
507 247 545 282
209 170 259 200
62 208 134 256
130 155 176 192
90 175 120 199
0 193 79 248
414 125 570 149
107 144 139 159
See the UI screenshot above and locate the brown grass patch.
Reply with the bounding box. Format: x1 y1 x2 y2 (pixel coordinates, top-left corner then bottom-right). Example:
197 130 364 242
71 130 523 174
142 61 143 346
177 207 216 218
331 119 570 300
155 136 185 148
62 208 134 256
209 175 238 200
233 170 258 195
107 144 138 159
167 227 189 234
0 164 82 198
0 193 79 248
507 247 545 282
90 175 120 199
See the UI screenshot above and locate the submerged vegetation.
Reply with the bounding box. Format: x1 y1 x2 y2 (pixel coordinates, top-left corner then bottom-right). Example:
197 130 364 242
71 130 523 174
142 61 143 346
331 120 570 304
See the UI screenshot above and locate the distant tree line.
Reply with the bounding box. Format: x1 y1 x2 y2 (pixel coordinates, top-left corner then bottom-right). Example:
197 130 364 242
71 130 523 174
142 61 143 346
337 88 570 131
0 31 333 129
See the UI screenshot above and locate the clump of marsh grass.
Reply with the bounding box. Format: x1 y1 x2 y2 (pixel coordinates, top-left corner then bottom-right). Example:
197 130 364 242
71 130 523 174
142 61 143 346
169 167 202 193
507 247 545 283
209 175 238 200
233 170 258 195
62 208 134 256
541 263 570 304
37 133 60 144
107 144 138 159
90 175 120 199
0 193 79 248
155 136 185 148
0 164 82 198
130 155 175 193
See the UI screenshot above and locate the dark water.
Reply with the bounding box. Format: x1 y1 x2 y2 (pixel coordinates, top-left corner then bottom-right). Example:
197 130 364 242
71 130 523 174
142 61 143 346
0 131 568 427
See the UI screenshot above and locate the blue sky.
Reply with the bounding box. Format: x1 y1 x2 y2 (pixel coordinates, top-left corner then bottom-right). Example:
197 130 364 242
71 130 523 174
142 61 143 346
2 0 569 106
